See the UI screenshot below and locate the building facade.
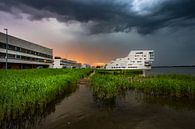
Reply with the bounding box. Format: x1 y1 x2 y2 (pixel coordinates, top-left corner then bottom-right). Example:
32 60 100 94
81 64 91 69
106 50 154 70
53 57 81 69
0 32 53 69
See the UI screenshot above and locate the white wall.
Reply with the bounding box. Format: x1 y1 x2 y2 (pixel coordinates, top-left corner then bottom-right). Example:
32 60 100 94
53 59 63 68
106 50 154 70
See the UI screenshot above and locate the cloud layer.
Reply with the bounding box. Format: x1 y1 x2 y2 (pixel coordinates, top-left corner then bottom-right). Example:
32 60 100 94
1 0 195 34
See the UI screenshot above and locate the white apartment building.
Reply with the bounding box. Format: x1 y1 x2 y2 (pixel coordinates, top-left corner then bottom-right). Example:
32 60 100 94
106 50 154 70
0 32 53 69
53 57 81 69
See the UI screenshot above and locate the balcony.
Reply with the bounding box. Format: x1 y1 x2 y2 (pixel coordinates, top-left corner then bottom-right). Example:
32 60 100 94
144 61 152 66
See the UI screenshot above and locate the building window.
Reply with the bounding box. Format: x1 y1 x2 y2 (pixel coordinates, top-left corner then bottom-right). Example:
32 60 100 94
0 52 6 58
8 45 15 51
16 47 21 52
149 52 154 59
31 51 35 55
26 50 31 54
8 54 15 59
16 55 21 59
136 52 143 54
129 66 137 68
0 42 6 49
21 48 27 53
21 56 27 60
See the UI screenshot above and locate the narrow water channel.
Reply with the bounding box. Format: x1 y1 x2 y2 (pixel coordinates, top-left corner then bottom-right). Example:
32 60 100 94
3 79 195 129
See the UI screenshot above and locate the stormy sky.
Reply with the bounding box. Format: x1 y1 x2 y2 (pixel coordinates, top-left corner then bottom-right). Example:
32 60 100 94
0 0 195 66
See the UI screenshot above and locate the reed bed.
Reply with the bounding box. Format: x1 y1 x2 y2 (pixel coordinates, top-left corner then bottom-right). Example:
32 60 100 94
130 75 195 97
90 74 129 99
90 70 195 99
90 69 140 99
96 69 142 75
0 69 92 120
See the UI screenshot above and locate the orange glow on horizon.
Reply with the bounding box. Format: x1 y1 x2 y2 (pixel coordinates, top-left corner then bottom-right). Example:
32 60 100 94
53 51 106 66
93 62 106 66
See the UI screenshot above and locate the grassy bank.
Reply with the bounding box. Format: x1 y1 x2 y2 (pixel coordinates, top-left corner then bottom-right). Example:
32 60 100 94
90 70 195 99
0 69 92 120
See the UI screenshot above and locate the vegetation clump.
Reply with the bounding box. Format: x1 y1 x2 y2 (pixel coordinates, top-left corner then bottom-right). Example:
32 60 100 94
90 74 129 99
131 74 195 97
90 70 195 99
0 69 92 120
89 70 140 99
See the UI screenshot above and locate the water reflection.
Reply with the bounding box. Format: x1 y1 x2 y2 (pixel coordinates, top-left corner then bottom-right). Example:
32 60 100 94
131 90 195 111
0 85 78 129
93 96 117 109
92 88 195 112
92 89 129 111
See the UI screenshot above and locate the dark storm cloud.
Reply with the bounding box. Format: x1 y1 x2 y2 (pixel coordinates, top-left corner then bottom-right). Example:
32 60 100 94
0 0 195 34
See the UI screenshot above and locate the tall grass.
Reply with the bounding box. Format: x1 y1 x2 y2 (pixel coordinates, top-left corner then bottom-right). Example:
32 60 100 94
130 74 195 97
90 70 140 99
96 69 142 75
90 70 195 99
90 74 129 99
0 69 92 120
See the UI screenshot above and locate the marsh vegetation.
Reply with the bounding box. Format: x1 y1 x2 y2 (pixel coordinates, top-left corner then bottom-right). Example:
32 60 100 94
0 69 92 121
89 70 195 99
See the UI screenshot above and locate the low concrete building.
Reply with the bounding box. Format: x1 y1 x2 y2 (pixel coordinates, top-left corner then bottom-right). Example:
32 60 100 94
106 50 154 70
0 32 53 69
53 57 81 69
81 64 91 68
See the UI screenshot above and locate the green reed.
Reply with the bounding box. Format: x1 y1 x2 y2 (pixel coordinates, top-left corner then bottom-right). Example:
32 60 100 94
90 70 195 99
130 74 195 97
90 70 139 99
0 69 92 120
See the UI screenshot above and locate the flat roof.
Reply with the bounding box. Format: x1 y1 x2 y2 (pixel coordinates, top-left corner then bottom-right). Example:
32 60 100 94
0 32 52 50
